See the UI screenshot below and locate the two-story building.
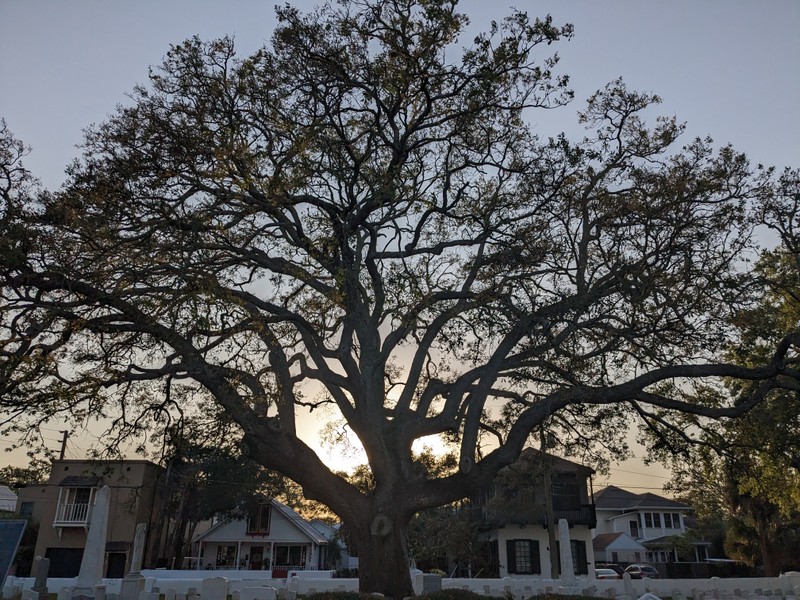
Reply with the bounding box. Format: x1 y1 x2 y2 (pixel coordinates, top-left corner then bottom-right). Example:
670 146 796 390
593 485 709 563
190 497 334 575
472 448 597 577
14 459 167 578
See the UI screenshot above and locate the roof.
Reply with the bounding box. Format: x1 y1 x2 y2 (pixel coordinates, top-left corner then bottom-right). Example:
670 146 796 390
593 532 624 550
516 448 596 476
59 476 103 487
194 498 328 545
594 486 690 510
643 535 711 548
592 532 646 552
271 500 329 543
0 485 17 512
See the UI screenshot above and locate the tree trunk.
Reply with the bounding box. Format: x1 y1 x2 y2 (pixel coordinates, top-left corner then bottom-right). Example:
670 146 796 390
759 530 780 576
349 512 414 599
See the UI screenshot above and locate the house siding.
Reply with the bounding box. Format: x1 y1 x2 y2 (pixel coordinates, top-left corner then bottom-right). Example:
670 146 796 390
494 525 592 577
194 500 329 572
16 459 166 577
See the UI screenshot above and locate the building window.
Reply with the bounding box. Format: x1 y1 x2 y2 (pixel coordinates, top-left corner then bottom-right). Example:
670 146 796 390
644 513 652 528
551 474 580 511
556 540 589 575
247 503 271 534
571 540 588 575
672 513 681 528
56 487 94 523
19 502 34 517
506 539 540 574
652 512 661 527
216 545 237 567
274 544 307 567
664 513 672 528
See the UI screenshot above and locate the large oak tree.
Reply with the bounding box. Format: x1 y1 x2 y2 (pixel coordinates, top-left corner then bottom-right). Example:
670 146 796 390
1 1 798 595
656 174 800 575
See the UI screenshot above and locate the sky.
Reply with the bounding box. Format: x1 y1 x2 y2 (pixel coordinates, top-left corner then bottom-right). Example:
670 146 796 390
1 0 799 492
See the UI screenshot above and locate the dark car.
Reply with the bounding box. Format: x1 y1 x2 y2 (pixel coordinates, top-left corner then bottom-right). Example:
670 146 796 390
596 562 625 576
624 564 661 579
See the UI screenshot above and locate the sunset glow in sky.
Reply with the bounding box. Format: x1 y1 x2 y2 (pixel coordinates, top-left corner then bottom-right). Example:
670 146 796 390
1 0 798 490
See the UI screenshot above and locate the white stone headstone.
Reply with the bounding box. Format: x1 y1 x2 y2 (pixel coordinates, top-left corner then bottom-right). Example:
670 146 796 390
201 577 229 600
130 524 147 575
557 518 576 586
74 486 112 597
623 573 634 596
120 523 148 600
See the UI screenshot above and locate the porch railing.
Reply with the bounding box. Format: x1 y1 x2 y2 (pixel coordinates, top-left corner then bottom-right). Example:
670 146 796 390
54 502 92 525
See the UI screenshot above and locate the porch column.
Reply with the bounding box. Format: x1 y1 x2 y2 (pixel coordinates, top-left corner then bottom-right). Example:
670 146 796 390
236 540 242 570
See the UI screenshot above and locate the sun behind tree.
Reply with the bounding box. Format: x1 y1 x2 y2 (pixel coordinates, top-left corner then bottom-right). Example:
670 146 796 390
1 1 798 596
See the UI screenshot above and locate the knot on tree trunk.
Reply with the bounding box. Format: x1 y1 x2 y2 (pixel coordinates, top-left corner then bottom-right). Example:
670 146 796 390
369 513 393 537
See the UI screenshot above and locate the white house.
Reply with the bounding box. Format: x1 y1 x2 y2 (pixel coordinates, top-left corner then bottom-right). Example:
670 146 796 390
192 498 332 575
592 532 647 564
592 486 709 563
0 485 17 513
472 449 597 577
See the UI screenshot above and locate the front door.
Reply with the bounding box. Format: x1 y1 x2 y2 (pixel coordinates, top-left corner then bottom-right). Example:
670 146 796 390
250 546 264 570
106 552 127 578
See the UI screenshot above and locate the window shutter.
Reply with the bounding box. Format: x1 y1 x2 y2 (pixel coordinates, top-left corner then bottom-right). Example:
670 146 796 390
506 540 517 574
574 540 588 575
530 540 541 574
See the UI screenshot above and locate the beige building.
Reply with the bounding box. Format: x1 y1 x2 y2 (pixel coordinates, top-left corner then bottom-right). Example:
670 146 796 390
15 459 166 578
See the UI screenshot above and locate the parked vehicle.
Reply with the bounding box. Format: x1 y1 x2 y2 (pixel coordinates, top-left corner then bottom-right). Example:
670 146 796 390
624 564 661 579
595 562 624 576
595 568 622 579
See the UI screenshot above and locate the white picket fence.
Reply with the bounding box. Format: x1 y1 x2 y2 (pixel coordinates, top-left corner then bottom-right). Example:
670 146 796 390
3 570 800 600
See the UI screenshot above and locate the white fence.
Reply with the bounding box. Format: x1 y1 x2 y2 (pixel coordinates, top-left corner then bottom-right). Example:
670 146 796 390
3 570 800 600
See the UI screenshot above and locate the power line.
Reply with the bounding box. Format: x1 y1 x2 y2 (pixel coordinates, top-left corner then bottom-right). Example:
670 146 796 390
606 466 671 479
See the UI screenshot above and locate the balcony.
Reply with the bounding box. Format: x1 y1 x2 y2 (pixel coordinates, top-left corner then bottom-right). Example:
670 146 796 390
473 503 597 529
54 501 93 526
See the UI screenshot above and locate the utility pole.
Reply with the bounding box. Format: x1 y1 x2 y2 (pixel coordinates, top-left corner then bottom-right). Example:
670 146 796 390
541 429 559 579
58 430 69 460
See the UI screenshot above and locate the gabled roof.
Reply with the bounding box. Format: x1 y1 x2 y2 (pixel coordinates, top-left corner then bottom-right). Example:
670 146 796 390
592 532 624 550
271 500 328 543
194 498 328 544
642 535 711 548
0 485 17 512
594 486 689 510
593 532 646 551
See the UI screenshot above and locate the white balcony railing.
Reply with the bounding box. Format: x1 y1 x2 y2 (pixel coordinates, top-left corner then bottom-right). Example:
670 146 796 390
54 501 92 525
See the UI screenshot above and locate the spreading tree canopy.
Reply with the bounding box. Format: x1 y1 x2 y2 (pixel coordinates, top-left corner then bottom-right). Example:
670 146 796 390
656 173 800 575
1 1 798 594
